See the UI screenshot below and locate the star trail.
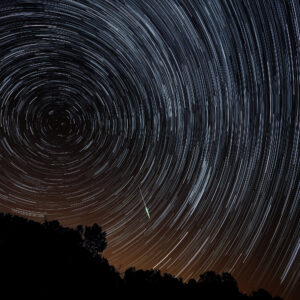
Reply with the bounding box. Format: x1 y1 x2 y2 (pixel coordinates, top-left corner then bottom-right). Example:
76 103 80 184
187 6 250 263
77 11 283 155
0 1 299 299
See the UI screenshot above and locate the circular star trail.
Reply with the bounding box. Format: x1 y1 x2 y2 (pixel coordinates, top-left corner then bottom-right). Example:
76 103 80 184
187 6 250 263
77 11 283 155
0 1 299 299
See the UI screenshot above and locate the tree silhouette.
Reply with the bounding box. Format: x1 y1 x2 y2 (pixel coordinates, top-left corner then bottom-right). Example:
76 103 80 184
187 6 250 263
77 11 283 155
81 223 107 257
0 212 284 299
221 272 239 295
251 289 273 300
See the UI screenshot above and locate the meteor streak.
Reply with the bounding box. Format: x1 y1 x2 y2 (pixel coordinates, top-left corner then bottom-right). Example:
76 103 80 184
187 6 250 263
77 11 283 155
139 187 150 219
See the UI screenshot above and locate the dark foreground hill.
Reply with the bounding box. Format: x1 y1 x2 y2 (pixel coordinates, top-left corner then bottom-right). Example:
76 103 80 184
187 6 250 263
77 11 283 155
0 212 282 299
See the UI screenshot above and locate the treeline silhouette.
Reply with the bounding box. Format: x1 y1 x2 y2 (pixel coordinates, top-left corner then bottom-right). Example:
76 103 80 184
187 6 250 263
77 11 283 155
0 213 282 299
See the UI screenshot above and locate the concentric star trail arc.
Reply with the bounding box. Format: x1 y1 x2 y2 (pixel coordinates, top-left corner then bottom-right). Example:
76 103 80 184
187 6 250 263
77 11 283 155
0 1 299 299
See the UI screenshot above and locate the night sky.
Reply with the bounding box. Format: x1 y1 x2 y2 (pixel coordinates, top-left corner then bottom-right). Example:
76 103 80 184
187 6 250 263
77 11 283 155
0 1 299 299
